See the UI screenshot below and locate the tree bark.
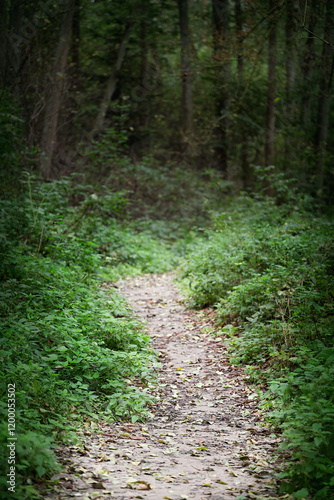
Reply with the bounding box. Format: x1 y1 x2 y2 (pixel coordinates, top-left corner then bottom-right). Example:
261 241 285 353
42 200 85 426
89 23 133 140
285 0 296 119
284 0 297 164
0 0 8 89
212 0 230 173
235 0 249 187
138 1 149 132
177 0 193 138
40 0 75 178
235 0 243 78
315 1 334 192
265 0 277 171
71 0 80 91
301 0 316 126
5 0 25 96
140 1 149 92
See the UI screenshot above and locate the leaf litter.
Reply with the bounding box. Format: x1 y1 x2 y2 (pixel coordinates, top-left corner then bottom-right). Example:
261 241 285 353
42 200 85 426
42 272 288 500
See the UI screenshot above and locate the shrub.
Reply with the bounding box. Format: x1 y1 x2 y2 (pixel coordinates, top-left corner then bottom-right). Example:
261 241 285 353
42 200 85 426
180 194 334 497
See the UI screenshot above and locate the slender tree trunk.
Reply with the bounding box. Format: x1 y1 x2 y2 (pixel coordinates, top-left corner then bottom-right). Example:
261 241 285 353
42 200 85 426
140 1 149 92
71 0 80 91
40 0 75 178
177 0 193 138
0 0 8 88
284 0 297 165
235 0 243 77
301 0 316 126
138 2 149 133
285 0 296 119
89 23 132 140
212 0 230 173
235 0 249 187
315 1 334 192
265 0 277 172
6 0 25 96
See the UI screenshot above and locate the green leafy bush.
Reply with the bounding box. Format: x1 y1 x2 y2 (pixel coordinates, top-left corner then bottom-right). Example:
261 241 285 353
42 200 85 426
1 173 186 496
181 193 334 497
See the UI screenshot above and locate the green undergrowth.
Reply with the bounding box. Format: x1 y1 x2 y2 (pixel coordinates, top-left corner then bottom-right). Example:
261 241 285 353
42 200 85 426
180 190 334 498
84 132 234 222
0 174 189 499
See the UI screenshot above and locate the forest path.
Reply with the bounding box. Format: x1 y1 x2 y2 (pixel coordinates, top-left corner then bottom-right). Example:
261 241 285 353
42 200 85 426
47 273 282 500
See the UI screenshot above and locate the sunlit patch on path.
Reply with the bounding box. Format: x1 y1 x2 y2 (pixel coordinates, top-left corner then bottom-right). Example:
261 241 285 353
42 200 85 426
45 273 283 500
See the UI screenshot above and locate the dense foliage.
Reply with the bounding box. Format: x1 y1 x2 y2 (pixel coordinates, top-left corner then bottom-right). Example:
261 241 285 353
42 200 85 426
180 184 334 498
0 173 181 498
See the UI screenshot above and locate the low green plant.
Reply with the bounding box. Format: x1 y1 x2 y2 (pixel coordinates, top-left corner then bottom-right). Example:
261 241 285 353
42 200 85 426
180 191 334 498
1 173 186 496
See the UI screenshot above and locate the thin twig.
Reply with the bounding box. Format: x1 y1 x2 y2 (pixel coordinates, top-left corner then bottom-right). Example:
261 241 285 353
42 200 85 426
301 26 334 47
303 0 308 27
37 226 45 255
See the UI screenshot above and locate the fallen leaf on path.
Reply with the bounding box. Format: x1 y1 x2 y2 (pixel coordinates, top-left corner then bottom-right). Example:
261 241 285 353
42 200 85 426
127 480 153 490
91 481 105 489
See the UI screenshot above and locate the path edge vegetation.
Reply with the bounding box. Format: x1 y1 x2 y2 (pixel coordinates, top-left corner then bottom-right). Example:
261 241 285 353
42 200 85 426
0 173 183 500
1 159 333 500
179 178 334 500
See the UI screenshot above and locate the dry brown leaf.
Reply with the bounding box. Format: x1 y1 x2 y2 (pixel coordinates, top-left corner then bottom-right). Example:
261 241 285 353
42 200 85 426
91 481 105 489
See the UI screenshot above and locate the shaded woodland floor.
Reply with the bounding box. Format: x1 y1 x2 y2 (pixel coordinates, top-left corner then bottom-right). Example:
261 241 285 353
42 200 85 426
42 273 284 500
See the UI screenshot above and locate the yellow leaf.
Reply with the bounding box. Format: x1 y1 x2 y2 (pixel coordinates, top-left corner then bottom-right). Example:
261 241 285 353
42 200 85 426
137 483 150 490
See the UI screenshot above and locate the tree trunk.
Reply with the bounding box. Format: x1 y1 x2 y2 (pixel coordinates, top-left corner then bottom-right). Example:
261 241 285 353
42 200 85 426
71 0 80 91
284 0 297 165
212 0 230 173
138 2 149 134
235 0 243 78
89 23 132 140
315 1 334 193
0 0 8 89
265 0 277 171
140 1 149 93
301 0 316 126
177 0 193 138
235 0 249 187
5 0 25 96
285 0 296 119
40 0 75 178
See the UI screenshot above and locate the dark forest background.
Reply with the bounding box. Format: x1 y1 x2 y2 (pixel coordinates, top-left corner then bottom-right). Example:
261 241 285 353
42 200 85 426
1 0 333 196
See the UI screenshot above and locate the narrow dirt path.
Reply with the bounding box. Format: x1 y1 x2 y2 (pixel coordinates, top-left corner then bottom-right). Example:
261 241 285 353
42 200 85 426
46 273 282 500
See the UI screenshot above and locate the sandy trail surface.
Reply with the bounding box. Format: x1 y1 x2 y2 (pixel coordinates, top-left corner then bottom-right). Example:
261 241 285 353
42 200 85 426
45 273 282 500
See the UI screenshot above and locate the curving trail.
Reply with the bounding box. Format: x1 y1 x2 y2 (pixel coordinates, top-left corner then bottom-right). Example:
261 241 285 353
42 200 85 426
45 273 282 500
